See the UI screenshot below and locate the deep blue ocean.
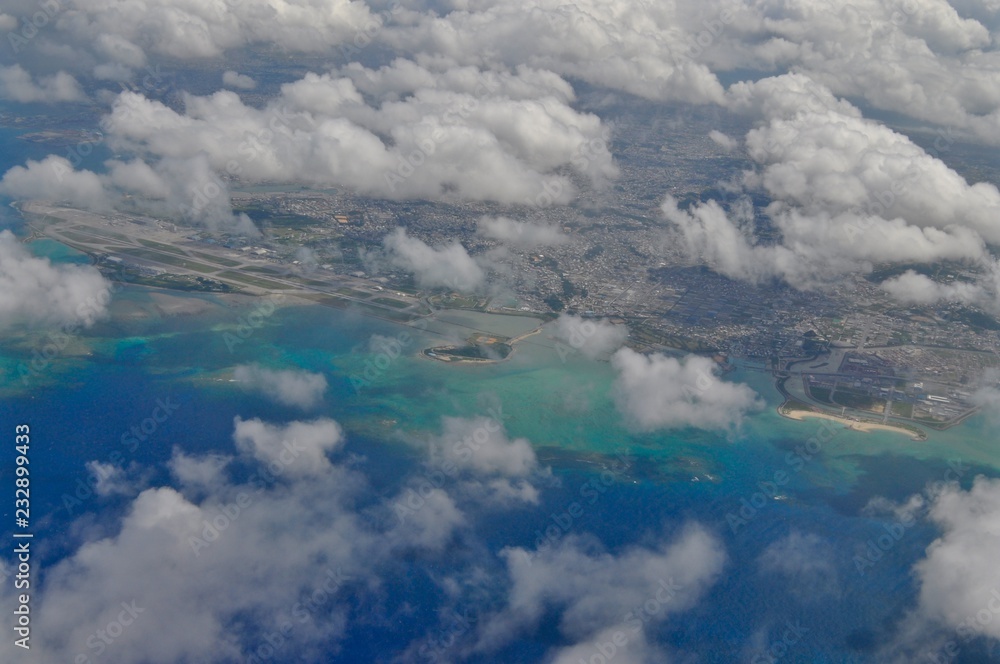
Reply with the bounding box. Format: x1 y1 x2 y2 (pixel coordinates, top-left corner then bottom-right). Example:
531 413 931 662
1 104 998 663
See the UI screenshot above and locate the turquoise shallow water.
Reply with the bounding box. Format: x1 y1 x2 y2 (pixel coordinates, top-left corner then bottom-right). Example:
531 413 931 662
2 283 997 661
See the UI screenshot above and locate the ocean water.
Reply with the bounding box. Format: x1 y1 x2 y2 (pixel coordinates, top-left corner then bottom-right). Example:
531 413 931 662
2 285 996 662
0 114 997 661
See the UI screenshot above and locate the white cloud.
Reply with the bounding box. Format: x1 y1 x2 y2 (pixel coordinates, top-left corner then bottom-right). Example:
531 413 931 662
385 0 727 105
880 271 986 306
0 447 376 663
0 230 112 330
909 477 1000 640
708 129 738 151
477 525 726 652
0 65 84 103
757 532 841 600
86 461 140 497
233 364 328 410
477 216 568 249
666 74 1000 306
426 416 538 478
710 0 1000 145
547 626 664 664
0 156 111 211
222 70 256 90
99 61 612 206
378 227 485 293
386 486 466 553
611 349 763 431
167 447 231 494
0 154 260 236
553 314 628 360
232 416 344 478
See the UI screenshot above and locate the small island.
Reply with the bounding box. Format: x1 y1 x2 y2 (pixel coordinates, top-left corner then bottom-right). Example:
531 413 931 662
424 333 514 363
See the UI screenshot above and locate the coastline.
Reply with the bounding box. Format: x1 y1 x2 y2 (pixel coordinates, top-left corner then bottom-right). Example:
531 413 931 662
778 402 928 440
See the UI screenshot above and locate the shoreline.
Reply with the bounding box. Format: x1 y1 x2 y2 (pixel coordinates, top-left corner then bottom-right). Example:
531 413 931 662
778 403 927 440
422 322 546 365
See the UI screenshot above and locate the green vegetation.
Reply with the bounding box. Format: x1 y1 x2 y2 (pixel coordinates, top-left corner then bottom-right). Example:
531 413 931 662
124 249 219 274
943 307 1000 332
113 270 237 293
543 295 565 311
809 386 833 403
833 390 879 411
891 401 914 418
137 239 188 255
372 297 410 309
216 271 293 289
190 251 241 267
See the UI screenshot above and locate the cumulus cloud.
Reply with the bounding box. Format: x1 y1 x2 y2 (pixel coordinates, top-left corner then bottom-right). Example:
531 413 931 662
222 70 256 90
426 416 538 478
0 435 376 663
378 227 485 293
233 364 328 410
232 416 344 478
707 0 1000 145
666 74 1000 306
0 230 112 330
477 525 726 652
168 448 231 493
0 65 84 103
405 415 545 509
99 61 613 206
880 271 986 306
0 153 260 236
708 129 738 151
1 407 537 662
5 0 380 77
477 216 568 249
386 486 466 553
0 156 111 211
384 0 727 105
758 532 841 600
611 349 763 431
547 626 664 664
892 477 1000 654
86 460 141 498
553 314 628 360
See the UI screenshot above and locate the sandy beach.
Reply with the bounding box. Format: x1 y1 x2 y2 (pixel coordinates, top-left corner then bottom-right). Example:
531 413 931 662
780 406 927 440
